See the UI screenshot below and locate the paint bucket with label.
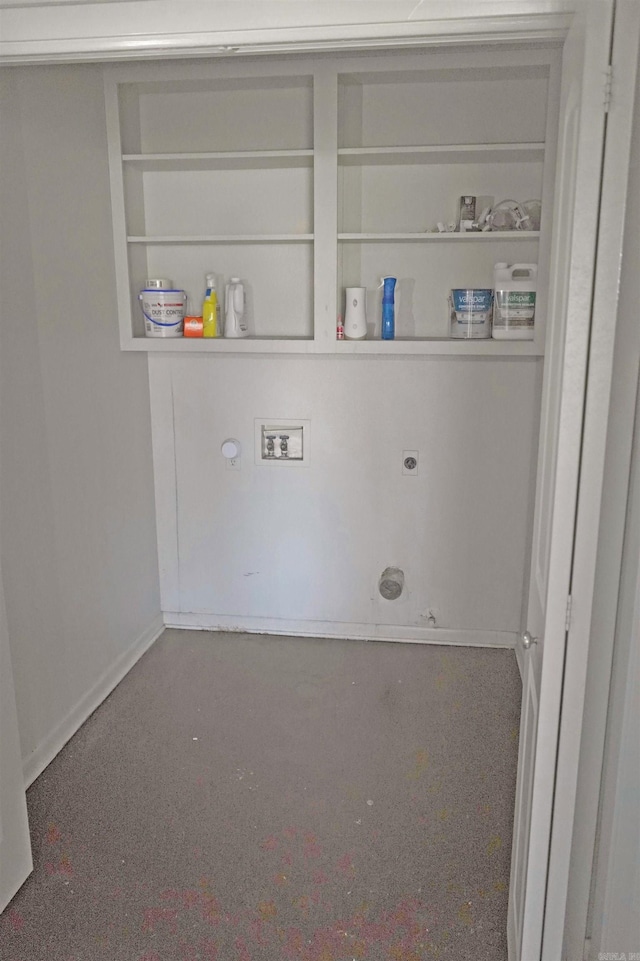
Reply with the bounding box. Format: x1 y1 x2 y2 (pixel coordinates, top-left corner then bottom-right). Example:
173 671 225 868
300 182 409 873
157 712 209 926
449 288 493 339
492 263 537 340
139 279 186 338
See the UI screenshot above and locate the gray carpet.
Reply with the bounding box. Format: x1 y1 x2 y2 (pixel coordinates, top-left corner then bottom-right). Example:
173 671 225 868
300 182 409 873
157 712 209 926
1 629 521 961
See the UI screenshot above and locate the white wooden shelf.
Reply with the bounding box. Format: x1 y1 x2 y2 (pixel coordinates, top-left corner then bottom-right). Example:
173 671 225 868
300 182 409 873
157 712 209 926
127 235 314 245
126 337 316 353
335 338 543 356
338 143 545 166
124 336 543 356
122 150 314 171
338 231 540 242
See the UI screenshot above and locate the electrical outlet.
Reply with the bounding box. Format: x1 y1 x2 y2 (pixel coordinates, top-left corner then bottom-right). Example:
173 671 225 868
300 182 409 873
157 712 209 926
403 450 419 475
226 455 241 471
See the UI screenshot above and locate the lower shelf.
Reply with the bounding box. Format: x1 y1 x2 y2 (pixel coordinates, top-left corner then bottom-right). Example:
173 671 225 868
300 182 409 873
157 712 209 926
334 338 543 356
123 335 543 356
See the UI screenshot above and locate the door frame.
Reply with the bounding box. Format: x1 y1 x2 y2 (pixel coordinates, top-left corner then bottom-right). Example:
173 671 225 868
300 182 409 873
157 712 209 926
545 3 640 956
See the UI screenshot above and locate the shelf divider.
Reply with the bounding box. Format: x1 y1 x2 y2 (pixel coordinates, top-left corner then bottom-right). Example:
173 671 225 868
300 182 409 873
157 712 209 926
313 66 339 348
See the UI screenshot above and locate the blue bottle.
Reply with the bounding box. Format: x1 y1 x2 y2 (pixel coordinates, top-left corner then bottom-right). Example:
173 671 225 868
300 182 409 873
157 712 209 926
381 277 397 340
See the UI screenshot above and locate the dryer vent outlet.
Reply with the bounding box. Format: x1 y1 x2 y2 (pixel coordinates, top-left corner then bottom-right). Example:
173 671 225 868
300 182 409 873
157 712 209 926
379 567 404 600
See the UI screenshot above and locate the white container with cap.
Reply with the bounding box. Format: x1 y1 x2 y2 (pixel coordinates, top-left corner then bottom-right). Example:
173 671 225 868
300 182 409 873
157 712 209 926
492 263 537 340
344 287 367 340
139 278 186 338
224 277 247 338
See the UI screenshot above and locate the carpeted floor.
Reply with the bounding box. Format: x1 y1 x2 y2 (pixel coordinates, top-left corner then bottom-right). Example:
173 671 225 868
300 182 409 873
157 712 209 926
1 629 521 961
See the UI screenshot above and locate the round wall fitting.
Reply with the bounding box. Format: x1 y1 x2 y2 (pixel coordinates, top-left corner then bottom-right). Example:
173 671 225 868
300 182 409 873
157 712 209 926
379 567 404 600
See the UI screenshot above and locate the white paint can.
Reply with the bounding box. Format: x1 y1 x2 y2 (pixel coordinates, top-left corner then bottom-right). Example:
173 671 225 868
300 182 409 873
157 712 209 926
449 288 493 339
139 279 186 338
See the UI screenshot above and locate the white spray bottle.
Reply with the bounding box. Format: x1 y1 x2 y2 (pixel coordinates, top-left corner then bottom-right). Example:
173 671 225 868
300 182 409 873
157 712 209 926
224 277 247 338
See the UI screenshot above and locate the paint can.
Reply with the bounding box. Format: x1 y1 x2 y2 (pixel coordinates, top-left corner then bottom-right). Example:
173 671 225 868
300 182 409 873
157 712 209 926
449 288 493 339
139 279 186 338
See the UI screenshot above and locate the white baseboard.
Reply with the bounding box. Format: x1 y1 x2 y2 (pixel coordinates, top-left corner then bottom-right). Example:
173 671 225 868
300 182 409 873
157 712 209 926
22 614 165 788
163 611 518 649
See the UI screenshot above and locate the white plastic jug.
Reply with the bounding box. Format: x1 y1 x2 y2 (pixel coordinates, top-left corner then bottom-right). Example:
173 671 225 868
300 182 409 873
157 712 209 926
224 278 247 338
493 263 537 340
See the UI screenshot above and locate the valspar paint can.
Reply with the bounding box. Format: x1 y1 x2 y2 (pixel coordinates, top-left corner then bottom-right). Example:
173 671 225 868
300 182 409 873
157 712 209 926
449 288 493 339
139 279 186 338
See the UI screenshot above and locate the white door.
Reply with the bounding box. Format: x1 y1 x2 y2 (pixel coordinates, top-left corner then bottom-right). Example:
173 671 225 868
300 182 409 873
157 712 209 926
0 558 32 911
508 3 615 959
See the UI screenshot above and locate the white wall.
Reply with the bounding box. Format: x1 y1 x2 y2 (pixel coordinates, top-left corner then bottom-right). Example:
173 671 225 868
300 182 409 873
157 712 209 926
152 352 541 643
0 65 162 782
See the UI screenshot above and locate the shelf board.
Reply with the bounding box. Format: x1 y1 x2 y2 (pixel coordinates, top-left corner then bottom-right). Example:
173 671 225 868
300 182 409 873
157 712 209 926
122 336 543 356
338 143 545 166
122 149 314 171
338 231 540 242
335 338 543 356
127 234 314 245
124 337 317 353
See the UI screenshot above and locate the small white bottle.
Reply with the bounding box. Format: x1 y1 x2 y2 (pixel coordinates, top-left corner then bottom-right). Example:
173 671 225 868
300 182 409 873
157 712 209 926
224 277 247 338
493 263 537 340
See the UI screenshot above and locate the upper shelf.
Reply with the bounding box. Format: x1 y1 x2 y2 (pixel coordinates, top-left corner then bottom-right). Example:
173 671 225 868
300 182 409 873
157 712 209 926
337 143 545 166
122 150 314 171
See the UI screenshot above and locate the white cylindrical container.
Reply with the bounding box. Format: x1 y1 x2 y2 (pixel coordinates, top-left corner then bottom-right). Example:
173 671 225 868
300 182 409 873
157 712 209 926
139 280 186 338
344 287 367 340
493 263 537 340
224 277 247 338
449 289 493 339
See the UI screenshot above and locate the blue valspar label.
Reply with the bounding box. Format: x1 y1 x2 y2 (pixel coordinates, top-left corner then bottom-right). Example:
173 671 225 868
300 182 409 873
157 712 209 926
451 288 493 313
450 288 493 339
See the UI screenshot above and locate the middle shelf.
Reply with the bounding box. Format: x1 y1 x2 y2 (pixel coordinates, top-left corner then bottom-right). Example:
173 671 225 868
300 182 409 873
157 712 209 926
338 232 540 242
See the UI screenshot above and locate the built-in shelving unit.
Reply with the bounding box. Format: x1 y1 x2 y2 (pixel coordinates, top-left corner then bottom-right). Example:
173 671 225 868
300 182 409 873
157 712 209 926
104 48 558 353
